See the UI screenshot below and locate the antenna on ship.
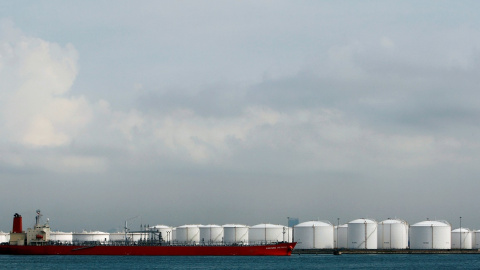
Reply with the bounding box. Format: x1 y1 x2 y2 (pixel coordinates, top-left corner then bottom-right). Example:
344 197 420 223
35 209 42 226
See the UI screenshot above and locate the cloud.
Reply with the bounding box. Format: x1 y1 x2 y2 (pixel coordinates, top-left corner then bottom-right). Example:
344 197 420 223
0 20 91 147
0 21 103 173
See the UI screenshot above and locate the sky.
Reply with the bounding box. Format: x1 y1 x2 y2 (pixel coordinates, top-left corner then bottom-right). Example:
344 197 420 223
1 1 480 232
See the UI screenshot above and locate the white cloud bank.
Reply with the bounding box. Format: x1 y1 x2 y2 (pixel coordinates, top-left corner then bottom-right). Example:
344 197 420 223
0 21 101 173
0 20 91 147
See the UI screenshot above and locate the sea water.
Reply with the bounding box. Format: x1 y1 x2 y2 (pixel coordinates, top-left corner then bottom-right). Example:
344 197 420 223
0 254 479 269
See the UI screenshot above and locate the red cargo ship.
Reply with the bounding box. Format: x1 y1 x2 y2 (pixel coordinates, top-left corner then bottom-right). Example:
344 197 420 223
0 242 295 256
0 212 295 256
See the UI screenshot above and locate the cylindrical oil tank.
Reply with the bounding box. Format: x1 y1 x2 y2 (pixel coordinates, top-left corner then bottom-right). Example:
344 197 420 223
199 225 223 244
223 224 249 244
410 220 451 249
474 230 480 249
294 221 334 249
249 224 286 244
284 227 293 242
150 225 173 243
50 231 73 244
451 228 472 249
73 231 109 243
109 232 125 242
175 225 201 245
348 218 377 249
334 224 348 248
0 232 10 243
473 231 476 249
377 219 408 249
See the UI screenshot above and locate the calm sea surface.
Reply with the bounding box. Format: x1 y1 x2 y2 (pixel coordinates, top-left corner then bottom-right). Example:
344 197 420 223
1 254 479 269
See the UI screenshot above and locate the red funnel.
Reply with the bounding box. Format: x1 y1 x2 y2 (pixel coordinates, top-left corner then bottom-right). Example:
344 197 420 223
12 213 22 233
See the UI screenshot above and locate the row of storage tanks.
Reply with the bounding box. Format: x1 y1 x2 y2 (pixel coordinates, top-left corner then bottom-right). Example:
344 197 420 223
295 218 480 250
2 218 478 250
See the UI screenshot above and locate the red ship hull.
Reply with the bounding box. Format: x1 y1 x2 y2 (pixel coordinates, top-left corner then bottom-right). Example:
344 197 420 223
0 242 295 256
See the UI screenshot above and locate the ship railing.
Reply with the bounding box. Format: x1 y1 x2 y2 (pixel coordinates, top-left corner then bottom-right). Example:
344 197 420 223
46 239 290 247
163 240 285 246
240 240 286 246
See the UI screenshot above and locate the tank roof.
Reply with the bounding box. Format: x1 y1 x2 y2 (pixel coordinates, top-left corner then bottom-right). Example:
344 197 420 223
199 224 222 228
251 224 284 229
295 221 332 227
222 224 248 228
349 218 377 224
452 228 471 233
411 220 450 227
379 219 407 224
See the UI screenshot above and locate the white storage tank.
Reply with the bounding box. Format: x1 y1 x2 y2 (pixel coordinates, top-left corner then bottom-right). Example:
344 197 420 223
150 225 173 243
199 225 223 244
50 231 73 244
109 232 125 242
410 220 451 249
473 231 476 249
451 228 472 249
348 218 377 249
474 230 480 249
249 224 286 244
284 227 293 242
0 232 10 243
294 221 334 249
377 219 409 249
73 231 109 243
223 224 249 245
334 224 348 248
175 225 201 245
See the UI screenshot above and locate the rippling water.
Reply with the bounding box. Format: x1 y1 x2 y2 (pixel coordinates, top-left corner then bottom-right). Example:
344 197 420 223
1 254 479 269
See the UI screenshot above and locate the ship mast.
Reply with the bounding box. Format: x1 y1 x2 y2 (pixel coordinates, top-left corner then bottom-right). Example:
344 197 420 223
35 209 42 227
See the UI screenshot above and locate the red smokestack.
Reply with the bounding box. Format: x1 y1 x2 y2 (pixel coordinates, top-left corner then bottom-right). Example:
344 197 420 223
12 213 22 233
